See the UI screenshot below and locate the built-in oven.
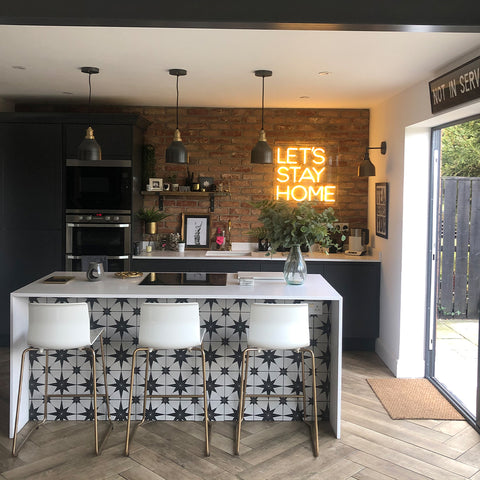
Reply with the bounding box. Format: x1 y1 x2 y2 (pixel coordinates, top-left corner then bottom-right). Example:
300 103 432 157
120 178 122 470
65 213 131 272
66 159 132 213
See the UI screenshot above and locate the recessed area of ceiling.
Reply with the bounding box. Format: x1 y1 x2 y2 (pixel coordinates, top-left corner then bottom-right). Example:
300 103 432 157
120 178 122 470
1 25 480 109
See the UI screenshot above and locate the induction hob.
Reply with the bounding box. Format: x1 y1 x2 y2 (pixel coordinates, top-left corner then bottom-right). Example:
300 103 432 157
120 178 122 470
139 272 227 286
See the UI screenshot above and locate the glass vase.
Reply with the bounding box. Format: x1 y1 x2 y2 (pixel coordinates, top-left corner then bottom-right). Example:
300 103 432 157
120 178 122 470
283 244 307 285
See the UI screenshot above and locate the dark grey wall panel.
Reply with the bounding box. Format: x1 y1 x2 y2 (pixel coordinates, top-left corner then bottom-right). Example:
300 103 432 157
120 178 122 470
1 1 479 30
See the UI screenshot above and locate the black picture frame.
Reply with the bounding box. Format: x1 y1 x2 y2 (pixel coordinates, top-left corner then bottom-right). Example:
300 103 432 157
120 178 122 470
375 182 389 239
198 176 214 191
182 214 211 249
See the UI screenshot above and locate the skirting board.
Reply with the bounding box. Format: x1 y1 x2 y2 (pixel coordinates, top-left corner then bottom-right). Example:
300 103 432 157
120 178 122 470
375 337 426 378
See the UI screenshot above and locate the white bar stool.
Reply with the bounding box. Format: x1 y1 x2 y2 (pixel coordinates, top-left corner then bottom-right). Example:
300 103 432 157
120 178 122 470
125 302 210 456
12 302 113 456
235 303 319 456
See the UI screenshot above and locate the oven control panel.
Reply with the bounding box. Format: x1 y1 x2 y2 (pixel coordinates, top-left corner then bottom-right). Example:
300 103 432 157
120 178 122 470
66 213 131 223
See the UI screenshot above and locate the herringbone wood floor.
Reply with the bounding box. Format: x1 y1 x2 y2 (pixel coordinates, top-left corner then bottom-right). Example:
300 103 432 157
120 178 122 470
1 348 480 479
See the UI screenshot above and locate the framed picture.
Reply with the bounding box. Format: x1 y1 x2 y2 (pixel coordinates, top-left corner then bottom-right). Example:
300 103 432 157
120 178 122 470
182 214 210 249
148 178 163 191
375 182 389 239
198 176 214 191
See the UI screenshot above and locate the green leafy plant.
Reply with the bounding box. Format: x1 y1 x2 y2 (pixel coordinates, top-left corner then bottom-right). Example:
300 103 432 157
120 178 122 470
136 207 171 223
247 226 269 240
166 173 178 184
437 305 463 318
251 199 341 252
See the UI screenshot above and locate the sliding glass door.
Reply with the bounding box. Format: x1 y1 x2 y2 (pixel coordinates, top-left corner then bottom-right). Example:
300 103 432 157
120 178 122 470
427 116 480 429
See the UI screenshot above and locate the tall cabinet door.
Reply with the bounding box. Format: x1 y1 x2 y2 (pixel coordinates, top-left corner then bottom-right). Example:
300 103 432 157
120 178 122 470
0 123 63 345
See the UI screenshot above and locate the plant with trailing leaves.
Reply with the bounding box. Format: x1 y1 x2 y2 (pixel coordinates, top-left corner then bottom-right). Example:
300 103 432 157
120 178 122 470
251 199 341 251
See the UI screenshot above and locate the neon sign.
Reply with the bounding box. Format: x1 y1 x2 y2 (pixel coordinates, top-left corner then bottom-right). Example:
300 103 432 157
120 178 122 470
275 146 336 202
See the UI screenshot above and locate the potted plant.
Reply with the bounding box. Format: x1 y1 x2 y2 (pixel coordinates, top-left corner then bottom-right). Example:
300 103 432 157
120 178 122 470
136 207 171 235
166 173 179 191
252 199 342 285
252 200 340 251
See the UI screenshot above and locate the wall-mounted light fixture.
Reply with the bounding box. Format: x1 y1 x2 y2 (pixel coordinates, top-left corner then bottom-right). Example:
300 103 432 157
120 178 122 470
166 68 188 164
251 69 273 164
78 66 101 161
358 141 387 177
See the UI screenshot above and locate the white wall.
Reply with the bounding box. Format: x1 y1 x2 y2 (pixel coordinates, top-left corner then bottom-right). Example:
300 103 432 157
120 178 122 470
370 76 480 377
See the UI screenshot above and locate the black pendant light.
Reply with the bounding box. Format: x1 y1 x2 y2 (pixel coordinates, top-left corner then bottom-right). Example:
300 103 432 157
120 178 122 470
358 141 387 177
78 66 101 161
166 68 188 164
251 69 273 164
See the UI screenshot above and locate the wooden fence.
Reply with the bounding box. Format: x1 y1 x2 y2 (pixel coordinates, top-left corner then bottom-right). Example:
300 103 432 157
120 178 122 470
438 177 480 319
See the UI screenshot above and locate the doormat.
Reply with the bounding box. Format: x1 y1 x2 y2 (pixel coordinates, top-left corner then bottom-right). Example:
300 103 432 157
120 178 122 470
367 378 464 420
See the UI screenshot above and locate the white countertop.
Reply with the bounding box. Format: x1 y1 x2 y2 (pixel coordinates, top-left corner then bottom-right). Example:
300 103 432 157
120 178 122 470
12 271 342 301
133 249 381 262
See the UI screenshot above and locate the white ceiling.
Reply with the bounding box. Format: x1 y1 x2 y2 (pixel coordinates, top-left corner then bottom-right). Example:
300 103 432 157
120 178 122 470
1 25 480 109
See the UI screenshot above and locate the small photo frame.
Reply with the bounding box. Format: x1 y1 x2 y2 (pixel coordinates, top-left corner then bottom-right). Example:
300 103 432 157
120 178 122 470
375 182 389 239
182 214 210 249
198 176 214 191
149 178 163 191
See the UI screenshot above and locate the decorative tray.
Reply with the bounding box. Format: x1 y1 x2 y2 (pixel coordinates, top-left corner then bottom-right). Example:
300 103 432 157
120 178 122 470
114 272 143 279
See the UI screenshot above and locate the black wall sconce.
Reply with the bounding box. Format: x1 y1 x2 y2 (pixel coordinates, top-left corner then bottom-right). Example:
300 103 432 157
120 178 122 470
358 141 387 177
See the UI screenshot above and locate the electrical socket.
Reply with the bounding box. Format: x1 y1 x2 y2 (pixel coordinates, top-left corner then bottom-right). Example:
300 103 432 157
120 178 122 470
334 223 349 233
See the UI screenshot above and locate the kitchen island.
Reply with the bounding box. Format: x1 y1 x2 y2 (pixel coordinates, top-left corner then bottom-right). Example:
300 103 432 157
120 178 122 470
133 249 380 350
10 271 342 439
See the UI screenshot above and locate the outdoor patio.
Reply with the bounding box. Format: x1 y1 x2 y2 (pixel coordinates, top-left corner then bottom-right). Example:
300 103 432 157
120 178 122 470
435 318 479 415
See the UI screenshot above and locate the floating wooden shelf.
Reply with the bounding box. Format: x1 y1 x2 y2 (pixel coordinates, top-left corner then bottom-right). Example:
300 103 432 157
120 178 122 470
141 191 229 212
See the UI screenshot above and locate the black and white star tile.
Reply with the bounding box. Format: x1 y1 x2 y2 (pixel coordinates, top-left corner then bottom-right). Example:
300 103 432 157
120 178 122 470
28 297 330 422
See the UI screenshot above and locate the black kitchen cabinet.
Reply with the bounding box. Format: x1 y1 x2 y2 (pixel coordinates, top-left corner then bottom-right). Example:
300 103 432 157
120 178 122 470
131 257 380 350
0 113 149 346
0 120 64 345
321 262 380 350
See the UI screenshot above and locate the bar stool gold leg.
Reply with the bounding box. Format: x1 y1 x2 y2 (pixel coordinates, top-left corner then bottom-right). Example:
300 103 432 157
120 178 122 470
301 348 319 457
87 347 99 454
97 333 114 453
235 347 253 455
196 345 210 456
125 347 148 456
44 351 49 420
12 348 43 456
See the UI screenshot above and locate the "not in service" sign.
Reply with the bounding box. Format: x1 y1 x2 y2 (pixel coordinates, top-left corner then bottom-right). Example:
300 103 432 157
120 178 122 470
429 56 480 114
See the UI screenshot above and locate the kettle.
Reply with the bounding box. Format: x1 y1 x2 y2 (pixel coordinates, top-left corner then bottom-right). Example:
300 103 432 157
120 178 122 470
86 262 104 282
349 228 369 252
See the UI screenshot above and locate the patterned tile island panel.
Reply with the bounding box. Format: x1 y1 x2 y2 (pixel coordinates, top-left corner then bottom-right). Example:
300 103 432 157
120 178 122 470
28 297 332 422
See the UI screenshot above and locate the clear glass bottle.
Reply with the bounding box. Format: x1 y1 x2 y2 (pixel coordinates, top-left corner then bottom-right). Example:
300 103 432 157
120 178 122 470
283 244 307 285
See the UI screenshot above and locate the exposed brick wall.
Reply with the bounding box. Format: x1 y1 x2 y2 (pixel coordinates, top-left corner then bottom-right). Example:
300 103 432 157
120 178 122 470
17 104 369 242
139 106 369 242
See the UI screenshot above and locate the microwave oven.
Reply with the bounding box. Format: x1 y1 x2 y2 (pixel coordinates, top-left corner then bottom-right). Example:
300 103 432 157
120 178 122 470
66 159 132 213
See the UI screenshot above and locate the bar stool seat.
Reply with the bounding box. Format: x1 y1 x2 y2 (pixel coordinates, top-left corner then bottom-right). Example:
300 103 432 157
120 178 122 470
125 302 210 456
13 302 113 456
235 303 319 456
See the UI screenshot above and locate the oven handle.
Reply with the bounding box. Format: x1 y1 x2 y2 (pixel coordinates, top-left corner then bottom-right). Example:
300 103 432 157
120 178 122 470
66 255 130 260
67 223 130 228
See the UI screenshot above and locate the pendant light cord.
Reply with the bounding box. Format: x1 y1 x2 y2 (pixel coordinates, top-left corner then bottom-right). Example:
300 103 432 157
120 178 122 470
88 73 92 110
261 76 265 130
87 72 93 128
175 74 180 130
